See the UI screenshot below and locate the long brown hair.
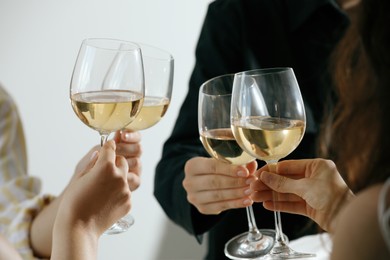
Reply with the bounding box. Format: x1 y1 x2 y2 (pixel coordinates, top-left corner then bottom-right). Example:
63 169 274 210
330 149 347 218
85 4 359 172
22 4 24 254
319 0 390 192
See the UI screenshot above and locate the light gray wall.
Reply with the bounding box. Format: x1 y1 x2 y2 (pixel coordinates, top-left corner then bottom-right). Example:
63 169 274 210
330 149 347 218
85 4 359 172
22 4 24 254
0 0 212 259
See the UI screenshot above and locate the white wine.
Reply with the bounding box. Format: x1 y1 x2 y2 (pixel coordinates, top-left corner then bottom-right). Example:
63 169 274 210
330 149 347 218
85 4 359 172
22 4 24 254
71 90 143 135
125 96 170 131
200 128 254 165
232 116 305 162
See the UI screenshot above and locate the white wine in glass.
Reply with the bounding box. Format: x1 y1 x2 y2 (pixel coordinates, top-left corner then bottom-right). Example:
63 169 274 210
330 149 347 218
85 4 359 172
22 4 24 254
70 38 144 235
120 43 173 230
231 67 315 259
199 74 275 259
124 43 173 131
71 90 143 139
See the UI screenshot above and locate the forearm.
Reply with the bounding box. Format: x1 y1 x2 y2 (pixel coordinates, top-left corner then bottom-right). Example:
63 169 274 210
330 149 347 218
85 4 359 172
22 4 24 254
327 188 355 233
0 234 23 260
30 195 62 258
51 226 98 260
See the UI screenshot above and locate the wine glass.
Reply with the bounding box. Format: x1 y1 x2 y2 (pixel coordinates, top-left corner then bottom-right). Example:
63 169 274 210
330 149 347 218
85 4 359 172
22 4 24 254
231 67 316 258
124 43 174 131
198 74 275 259
70 38 144 234
121 43 173 228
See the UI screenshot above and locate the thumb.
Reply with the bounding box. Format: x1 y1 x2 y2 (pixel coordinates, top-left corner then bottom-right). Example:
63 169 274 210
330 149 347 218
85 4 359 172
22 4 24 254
79 150 99 177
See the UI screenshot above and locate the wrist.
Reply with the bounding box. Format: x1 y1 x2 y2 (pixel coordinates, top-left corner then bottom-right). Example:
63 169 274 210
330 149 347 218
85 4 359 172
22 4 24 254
52 218 100 260
328 189 355 233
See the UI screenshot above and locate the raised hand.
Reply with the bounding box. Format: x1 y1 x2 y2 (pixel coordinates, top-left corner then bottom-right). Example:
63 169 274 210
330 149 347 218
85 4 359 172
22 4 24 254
250 158 354 232
51 140 131 260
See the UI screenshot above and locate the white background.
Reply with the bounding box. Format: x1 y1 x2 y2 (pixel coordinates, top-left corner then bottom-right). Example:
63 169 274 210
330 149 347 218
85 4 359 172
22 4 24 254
0 0 212 259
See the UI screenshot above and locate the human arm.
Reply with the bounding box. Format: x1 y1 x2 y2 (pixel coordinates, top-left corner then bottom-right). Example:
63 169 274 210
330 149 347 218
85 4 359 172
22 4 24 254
51 140 131 260
250 159 354 232
331 183 390 260
0 234 23 260
30 130 141 257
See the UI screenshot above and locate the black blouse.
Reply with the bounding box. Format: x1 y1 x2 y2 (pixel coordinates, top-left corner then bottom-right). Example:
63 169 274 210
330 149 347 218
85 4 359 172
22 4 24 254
154 0 349 259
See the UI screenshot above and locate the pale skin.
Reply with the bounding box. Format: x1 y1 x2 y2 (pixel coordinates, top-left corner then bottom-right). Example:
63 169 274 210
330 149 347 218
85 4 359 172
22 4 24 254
183 157 258 215
30 130 141 258
331 183 390 260
250 159 354 232
251 160 390 259
51 140 131 260
0 234 23 260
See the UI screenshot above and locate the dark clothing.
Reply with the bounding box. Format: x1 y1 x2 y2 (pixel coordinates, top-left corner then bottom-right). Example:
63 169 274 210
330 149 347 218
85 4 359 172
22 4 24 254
154 0 349 259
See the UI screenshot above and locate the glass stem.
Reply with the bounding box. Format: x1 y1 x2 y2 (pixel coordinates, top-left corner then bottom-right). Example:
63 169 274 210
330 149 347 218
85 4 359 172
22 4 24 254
100 134 109 147
268 161 287 246
246 205 262 242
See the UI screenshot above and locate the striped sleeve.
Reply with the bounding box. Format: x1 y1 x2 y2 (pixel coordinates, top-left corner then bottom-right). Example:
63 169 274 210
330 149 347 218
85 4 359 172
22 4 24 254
0 85 54 260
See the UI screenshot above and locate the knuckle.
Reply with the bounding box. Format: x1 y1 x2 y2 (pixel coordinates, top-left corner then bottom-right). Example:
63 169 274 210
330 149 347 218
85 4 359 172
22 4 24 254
211 190 222 201
102 161 117 174
210 177 221 189
186 193 197 204
182 178 190 190
184 159 195 174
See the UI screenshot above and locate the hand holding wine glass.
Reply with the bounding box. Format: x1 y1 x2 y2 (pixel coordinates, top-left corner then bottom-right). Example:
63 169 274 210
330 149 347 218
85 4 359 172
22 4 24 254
198 74 275 259
231 67 315 258
70 38 144 234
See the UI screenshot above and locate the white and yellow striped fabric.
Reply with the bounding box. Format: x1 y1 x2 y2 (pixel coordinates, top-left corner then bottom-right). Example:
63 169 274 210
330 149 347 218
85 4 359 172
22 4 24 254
0 84 54 259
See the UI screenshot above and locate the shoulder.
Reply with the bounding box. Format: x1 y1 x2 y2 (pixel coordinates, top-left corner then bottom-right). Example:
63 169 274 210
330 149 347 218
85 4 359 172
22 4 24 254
331 183 390 259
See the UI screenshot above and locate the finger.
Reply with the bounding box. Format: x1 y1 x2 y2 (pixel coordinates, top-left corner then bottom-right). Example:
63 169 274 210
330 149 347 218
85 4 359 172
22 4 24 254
96 140 117 165
78 150 100 177
246 160 258 175
255 159 312 178
113 130 122 143
260 171 307 197
127 172 141 191
187 186 253 205
250 179 271 192
194 197 253 215
115 155 129 175
120 130 141 143
263 200 308 217
184 173 255 191
185 157 251 178
127 158 142 173
251 190 303 203
275 159 319 176
251 190 274 202
116 142 142 158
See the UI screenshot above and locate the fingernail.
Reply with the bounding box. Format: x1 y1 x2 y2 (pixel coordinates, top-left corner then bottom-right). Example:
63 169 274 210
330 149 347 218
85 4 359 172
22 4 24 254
90 151 98 161
237 170 247 177
124 132 133 141
244 188 252 195
243 199 252 206
246 178 255 185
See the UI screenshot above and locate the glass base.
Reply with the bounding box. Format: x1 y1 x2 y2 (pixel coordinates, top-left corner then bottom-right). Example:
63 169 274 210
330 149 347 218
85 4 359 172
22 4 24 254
104 214 135 235
224 229 275 259
263 241 316 259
